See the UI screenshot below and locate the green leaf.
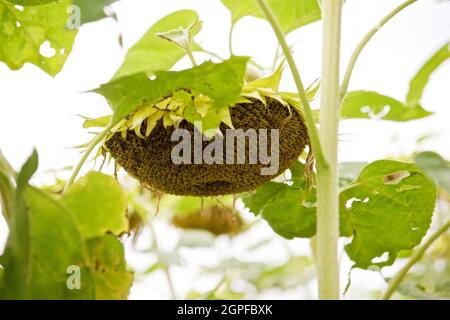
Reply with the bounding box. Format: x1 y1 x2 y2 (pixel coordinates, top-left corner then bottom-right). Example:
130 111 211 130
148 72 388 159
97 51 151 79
0 153 132 299
1 187 85 299
0 150 16 221
221 0 321 34
407 42 450 106
83 115 112 129
0 150 42 299
61 172 128 239
340 160 437 269
342 91 432 121
0 0 78 76
414 151 450 194
0 171 14 221
5 0 57 5
0 150 15 178
244 60 284 91
242 162 316 239
73 0 117 25
242 182 285 216
81 235 133 300
156 16 202 52
95 56 249 125
112 10 202 80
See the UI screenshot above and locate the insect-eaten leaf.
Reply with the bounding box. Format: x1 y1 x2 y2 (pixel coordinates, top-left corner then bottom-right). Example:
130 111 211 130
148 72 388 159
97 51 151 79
342 91 432 121
340 160 437 270
0 0 78 76
242 162 316 239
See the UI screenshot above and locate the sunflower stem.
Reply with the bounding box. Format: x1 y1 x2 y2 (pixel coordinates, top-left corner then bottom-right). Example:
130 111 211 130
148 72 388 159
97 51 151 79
316 0 343 300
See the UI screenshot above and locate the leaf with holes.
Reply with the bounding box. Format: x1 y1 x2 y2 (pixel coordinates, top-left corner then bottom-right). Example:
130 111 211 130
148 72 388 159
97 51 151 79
340 160 437 269
341 91 432 121
0 0 78 76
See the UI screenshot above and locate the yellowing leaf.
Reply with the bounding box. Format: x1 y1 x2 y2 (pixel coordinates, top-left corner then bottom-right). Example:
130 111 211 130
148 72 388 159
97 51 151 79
0 0 78 76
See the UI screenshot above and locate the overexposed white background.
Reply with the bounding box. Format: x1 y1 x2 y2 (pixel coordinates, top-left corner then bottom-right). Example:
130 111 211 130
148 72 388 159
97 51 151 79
0 0 449 299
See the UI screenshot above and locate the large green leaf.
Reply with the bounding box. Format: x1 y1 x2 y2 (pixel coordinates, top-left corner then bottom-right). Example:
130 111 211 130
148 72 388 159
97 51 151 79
61 172 128 239
407 42 450 106
341 91 432 121
95 56 249 125
221 0 321 34
0 152 132 299
0 0 78 76
242 162 316 239
112 10 202 80
340 160 437 269
1 187 85 299
414 151 450 194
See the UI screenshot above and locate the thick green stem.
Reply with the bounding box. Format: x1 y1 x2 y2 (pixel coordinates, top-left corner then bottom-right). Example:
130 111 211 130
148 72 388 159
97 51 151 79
255 0 328 169
382 220 450 300
340 0 417 98
316 0 343 300
64 122 114 192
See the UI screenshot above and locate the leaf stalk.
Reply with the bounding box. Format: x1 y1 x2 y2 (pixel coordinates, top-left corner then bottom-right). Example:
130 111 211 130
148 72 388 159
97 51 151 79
340 0 418 98
255 0 328 170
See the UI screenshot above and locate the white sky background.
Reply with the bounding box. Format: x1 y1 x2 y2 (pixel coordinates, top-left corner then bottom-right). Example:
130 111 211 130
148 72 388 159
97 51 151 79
0 0 449 299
